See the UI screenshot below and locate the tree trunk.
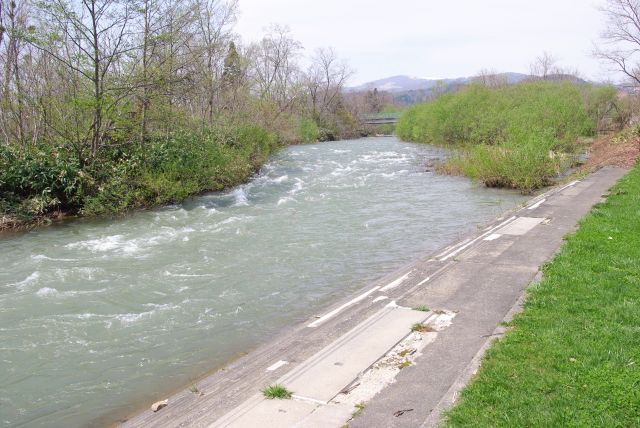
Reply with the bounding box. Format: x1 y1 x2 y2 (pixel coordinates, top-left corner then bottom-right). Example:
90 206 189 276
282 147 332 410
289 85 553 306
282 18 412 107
90 0 102 155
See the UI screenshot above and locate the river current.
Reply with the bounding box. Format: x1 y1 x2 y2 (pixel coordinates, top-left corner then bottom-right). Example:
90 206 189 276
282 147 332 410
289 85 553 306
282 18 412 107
0 137 528 426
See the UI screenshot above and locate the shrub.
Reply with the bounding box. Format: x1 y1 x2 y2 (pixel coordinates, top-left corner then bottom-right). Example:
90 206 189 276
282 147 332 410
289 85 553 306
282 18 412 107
1 124 279 220
397 81 613 192
298 117 320 143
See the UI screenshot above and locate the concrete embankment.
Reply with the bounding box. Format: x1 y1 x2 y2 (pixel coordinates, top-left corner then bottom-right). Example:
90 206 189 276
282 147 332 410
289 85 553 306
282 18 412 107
121 166 627 428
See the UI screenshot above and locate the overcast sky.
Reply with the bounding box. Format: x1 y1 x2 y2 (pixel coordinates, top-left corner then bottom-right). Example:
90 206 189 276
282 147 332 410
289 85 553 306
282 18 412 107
235 0 613 85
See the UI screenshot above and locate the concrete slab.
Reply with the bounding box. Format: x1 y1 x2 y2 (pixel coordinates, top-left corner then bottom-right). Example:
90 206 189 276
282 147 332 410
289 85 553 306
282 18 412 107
292 402 354 428
561 181 592 197
458 237 515 263
496 216 544 235
210 397 318 428
280 305 429 403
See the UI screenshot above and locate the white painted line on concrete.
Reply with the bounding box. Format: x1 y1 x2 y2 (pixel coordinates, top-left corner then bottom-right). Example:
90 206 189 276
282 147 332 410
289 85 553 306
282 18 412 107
379 271 412 292
266 360 288 372
417 276 431 286
558 180 580 192
435 238 472 259
291 394 329 405
483 233 502 241
372 296 388 303
307 286 381 328
527 198 546 210
439 216 517 261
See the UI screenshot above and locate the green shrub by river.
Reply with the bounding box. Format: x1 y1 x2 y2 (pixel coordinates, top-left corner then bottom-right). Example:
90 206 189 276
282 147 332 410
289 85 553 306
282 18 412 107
0 126 279 222
397 81 620 192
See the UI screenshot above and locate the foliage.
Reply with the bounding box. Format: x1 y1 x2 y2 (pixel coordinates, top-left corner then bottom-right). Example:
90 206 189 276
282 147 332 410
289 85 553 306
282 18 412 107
298 117 321 143
0 125 279 219
445 164 640 427
262 384 292 399
397 81 618 192
0 143 84 218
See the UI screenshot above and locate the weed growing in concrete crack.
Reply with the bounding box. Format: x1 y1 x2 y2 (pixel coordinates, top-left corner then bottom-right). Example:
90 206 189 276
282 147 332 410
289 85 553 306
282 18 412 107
262 384 292 399
411 323 436 333
352 402 366 418
398 361 412 369
413 305 430 312
398 348 415 357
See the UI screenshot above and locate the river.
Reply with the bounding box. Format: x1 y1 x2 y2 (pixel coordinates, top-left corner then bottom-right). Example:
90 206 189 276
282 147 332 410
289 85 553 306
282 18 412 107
0 137 529 427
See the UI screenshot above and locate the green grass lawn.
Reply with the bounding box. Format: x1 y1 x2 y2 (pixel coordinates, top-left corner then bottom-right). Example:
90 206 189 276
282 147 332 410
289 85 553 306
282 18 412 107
444 164 640 427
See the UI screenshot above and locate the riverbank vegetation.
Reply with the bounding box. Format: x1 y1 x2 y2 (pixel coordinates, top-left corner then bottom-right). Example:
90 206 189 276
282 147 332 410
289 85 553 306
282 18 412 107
397 81 626 192
0 0 368 229
444 162 640 427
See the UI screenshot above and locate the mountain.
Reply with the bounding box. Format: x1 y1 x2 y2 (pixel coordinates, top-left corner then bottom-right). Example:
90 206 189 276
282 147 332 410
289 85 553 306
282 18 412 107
347 72 568 106
348 73 530 93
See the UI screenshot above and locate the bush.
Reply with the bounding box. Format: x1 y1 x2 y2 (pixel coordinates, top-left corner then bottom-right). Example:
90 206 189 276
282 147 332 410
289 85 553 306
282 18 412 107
0 143 84 217
397 81 613 192
82 126 278 215
1 124 279 220
298 118 320 143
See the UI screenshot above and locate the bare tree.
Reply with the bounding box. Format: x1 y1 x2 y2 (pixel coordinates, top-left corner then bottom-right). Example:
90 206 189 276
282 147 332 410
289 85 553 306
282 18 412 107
595 0 640 88
305 47 353 117
32 0 135 156
192 0 238 125
1 0 29 143
530 51 559 79
134 0 187 144
250 24 303 113
473 68 508 87
0 1 4 51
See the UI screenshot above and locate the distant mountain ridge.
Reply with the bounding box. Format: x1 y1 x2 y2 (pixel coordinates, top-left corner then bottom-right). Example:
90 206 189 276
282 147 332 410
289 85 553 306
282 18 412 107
346 73 591 106
348 73 531 93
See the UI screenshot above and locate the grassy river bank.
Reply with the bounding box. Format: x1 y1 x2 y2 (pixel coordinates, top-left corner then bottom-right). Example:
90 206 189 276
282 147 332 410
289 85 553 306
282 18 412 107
0 126 281 231
444 161 640 426
397 81 625 192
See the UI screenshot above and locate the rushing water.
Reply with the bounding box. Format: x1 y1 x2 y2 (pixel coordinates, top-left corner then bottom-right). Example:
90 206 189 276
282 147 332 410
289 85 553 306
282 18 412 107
0 137 528 427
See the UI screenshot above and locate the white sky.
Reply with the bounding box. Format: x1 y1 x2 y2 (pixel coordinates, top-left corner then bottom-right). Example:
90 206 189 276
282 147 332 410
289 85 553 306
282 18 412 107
235 0 614 85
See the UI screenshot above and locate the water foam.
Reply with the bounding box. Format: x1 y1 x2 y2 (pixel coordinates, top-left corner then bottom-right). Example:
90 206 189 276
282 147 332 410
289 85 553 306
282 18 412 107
288 178 304 195
7 272 40 290
36 287 58 297
232 188 249 206
114 303 178 326
271 175 288 184
65 235 139 254
31 255 78 262
277 197 294 206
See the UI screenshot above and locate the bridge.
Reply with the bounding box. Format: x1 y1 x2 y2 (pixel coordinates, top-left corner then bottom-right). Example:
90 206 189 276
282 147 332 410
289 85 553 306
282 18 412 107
362 112 401 125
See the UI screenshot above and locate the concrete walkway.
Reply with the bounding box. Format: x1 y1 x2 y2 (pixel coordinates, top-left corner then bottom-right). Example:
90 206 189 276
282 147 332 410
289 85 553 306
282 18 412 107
121 166 626 428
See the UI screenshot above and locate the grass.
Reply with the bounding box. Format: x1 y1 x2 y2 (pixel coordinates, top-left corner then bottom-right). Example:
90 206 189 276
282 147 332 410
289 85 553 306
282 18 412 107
397 81 618 193
411 323 435 333
398 361 412 369
413 305 430 312
261 384 293 400
352 402 366 418
398 348 414 358
444 164 640 427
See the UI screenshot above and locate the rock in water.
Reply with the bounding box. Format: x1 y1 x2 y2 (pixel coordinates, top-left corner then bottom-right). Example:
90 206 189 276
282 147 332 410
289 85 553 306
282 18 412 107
151 399 168 412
